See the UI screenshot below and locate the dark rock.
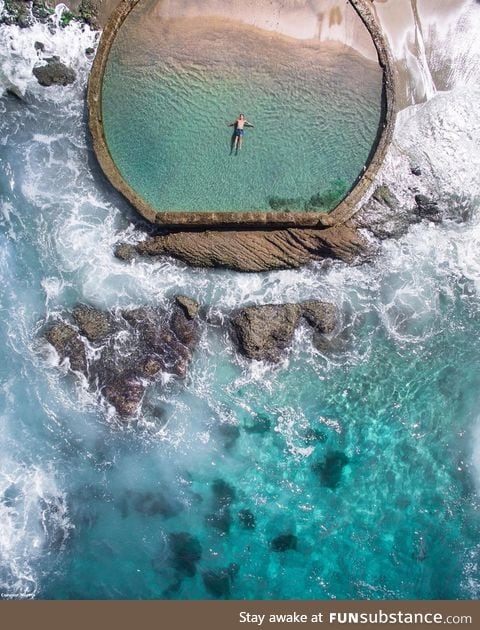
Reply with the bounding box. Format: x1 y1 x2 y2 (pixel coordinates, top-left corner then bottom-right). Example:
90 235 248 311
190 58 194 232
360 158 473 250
231 304 301 362
85 47 95 56
78 0 99 29
301 301 338 334
202 564 239 598
205 510 232 535
415 194 441 221
103 376 145 417
169 532 202 577
34 41 45 52
175 295 199 320
72 304 111 341
206 479 236 534
32 0 54 22
238 509 255 530
373 184 398 209
270 533 298 552
46 323 87 374
33 58 76 87
170 299 200 349
212 479 236 509
45 300 200 417
123 306 192 377
312 451 349 488
217 423 240 450
132 491 180 518
243 413 271 434
161 579 182 597
138 357 162 378
411 166 422 176
231 301 339 361
114 242 136 262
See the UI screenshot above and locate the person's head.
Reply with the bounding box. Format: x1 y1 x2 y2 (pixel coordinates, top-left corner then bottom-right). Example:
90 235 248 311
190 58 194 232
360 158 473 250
239 113 245 120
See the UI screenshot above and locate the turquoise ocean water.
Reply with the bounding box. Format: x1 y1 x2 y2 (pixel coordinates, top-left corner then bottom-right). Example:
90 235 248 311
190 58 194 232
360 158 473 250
101 1 383 213
0 5 480 599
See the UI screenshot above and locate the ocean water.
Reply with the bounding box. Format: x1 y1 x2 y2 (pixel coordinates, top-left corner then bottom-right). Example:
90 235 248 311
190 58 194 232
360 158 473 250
101 0 383 213
0 2 480 600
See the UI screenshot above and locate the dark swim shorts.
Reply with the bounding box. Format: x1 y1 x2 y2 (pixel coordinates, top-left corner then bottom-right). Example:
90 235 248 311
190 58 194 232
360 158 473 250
235 128 245 137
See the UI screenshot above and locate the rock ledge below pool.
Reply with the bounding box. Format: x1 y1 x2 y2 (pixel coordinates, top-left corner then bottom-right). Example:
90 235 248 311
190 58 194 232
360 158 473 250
116 224 370 272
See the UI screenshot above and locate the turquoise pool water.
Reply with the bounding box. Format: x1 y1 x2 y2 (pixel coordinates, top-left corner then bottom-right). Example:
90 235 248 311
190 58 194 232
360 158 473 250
101 0 383 213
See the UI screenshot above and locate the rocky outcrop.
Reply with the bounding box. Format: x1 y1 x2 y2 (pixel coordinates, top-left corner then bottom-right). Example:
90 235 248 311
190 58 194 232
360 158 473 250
72 304 112 341
131 224 370 272
33 56 76 87
45 323 87 374
45 296 201 417
1 1 102 28
231 301 339 362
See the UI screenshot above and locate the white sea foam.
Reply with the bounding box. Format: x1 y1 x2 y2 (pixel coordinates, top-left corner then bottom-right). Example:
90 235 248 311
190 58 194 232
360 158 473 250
0 5 97 97
0 457 70 598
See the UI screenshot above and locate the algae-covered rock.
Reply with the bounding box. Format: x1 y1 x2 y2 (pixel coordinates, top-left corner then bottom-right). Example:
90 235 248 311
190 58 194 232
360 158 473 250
46 323 87 374
72 304 112 341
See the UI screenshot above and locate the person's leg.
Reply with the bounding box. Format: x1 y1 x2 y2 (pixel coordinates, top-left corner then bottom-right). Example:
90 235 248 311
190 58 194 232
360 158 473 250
238 135 243 150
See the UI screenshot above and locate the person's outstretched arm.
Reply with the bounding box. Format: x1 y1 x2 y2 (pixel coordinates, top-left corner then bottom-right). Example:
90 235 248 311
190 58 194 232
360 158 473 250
245 121 255 127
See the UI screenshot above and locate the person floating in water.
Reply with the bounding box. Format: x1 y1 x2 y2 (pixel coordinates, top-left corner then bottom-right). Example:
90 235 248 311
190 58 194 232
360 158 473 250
228 113 254 153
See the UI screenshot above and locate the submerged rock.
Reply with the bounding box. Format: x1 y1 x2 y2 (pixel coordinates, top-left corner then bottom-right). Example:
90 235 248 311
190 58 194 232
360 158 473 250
132 491 180 519
238 509 256 530
270 533 298 552
216 423 240 450
33 57 76 87
202 564 239 598
169 532 202 578
206 479 236 535
212 479 236 509
243 413 271 434
312 451 350 489
303 428 327 444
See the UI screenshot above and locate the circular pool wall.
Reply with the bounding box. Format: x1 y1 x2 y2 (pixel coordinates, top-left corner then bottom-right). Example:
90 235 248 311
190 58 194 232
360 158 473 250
88 0 396 227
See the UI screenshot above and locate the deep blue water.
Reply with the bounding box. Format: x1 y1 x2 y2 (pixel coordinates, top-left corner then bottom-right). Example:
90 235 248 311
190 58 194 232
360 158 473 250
0 7 480 600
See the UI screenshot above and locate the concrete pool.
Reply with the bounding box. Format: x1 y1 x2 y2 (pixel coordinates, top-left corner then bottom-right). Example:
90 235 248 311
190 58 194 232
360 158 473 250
89 0 396 227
